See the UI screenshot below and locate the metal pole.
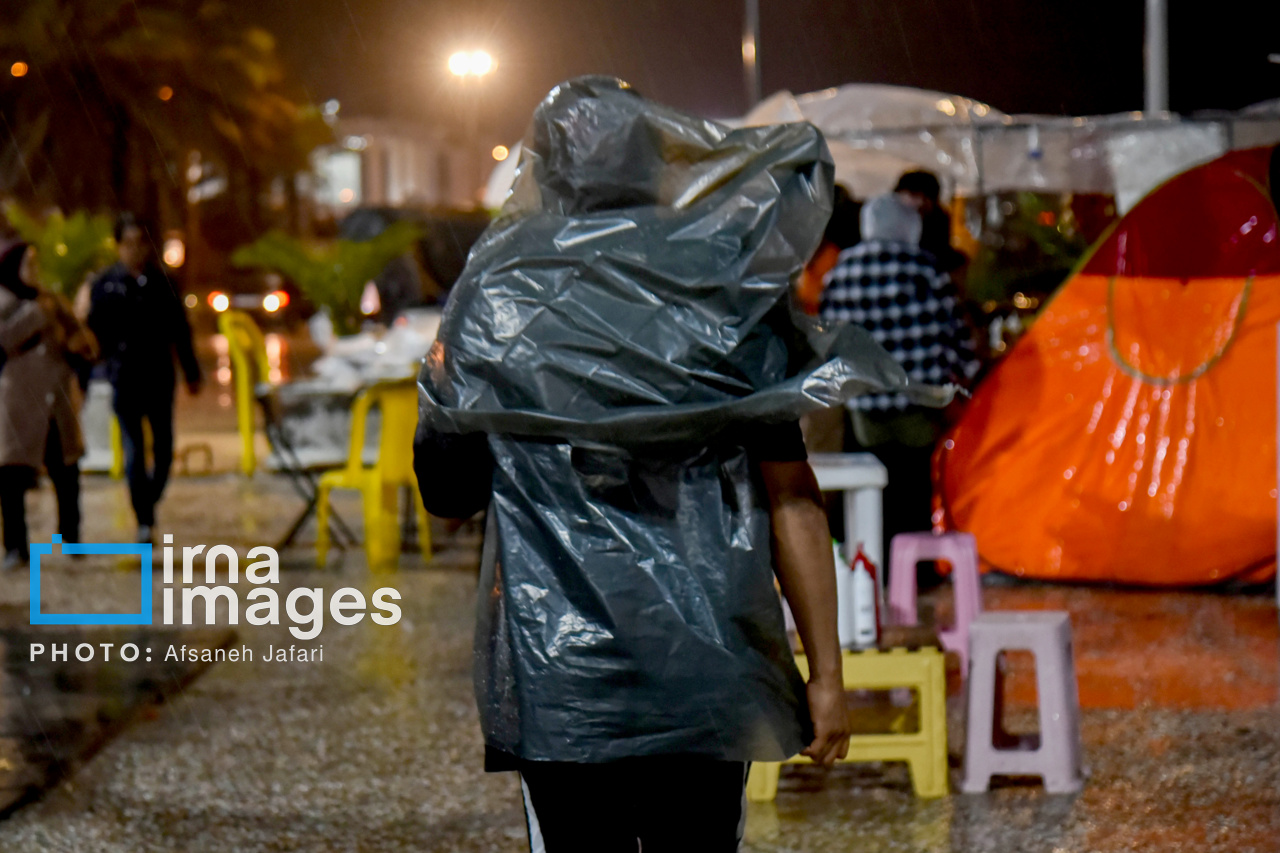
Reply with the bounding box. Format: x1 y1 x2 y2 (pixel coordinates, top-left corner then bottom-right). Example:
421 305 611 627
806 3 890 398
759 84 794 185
469 78 482 206
743 0 761 109
1144 0 1168 114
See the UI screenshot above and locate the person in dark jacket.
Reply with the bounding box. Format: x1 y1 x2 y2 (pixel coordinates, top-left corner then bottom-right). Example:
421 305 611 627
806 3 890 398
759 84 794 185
87 215 201 543
0 243 98 568
894 169 967 275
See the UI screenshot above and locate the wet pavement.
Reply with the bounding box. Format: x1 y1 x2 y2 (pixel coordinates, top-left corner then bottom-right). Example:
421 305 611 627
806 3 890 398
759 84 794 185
0 463 1275 849
0 615 234 816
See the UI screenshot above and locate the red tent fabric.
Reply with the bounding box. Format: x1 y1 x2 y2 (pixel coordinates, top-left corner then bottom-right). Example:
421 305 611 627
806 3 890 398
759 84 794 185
936 147 1280 585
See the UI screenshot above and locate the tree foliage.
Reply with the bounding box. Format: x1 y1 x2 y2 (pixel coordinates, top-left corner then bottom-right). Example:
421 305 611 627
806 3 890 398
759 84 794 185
232 224 424 336
0 0 329 220
2 201 117 296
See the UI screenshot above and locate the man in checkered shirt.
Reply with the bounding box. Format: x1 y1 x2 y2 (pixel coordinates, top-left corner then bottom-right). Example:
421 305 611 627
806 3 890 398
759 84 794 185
818 192 978 544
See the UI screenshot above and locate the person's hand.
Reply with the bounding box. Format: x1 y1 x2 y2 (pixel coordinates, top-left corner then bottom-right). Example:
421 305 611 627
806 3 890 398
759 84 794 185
801 676 851 767
186 378 202 396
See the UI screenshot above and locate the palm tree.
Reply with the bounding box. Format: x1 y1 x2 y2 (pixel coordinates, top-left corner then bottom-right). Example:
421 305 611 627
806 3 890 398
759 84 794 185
0 0 327 230
232 223 425 336
2 200 116 297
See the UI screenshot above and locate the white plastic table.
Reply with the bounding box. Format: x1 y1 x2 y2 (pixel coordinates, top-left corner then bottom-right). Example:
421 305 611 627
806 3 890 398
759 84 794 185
809 452 888 571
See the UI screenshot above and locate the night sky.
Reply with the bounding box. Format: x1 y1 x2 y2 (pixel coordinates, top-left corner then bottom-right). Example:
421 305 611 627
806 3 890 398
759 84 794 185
245 0 1279 145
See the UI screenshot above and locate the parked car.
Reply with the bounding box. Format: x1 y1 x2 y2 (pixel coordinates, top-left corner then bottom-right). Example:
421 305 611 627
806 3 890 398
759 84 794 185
187 269 305 329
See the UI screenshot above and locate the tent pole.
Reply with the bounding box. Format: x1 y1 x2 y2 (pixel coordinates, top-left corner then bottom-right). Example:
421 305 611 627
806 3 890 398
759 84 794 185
743 0 761 109
1144 0 1169 114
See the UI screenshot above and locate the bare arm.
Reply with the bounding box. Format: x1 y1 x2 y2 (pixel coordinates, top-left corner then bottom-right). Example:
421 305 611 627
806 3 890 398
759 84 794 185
760 459 851 766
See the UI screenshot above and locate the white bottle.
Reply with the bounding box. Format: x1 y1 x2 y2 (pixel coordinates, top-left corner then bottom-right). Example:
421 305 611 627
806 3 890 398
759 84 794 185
833 541 856 649
849 545 879 650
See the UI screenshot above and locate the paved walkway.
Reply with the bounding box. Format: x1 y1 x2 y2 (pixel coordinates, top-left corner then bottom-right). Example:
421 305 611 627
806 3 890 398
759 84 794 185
0 474 1275 851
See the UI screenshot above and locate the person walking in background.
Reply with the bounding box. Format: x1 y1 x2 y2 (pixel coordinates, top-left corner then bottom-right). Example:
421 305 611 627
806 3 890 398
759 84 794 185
819 193 978 552
0 243 98 568
894 170 967 276
88 215 201 544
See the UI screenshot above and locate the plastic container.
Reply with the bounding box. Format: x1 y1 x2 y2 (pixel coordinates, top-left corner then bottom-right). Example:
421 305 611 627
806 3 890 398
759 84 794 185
849 544 881 650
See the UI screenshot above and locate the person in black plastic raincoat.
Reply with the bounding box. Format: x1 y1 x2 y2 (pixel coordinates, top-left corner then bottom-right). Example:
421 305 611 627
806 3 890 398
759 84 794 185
415 77 944 851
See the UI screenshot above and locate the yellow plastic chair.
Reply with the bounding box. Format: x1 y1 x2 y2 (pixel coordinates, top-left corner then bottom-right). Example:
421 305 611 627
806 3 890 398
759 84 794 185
315 377 431 569
109 416 124 479
217 310 270 476
746 646 949 801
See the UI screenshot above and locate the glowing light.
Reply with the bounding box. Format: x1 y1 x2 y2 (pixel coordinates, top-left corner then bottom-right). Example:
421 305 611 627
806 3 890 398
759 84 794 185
935 98 957 117
11 62 28 78
741 39 756 63
266 333 285 384
338 188 355 204
469 50 494 75
344 135 368 151
184 294 197 308
360 281 381 316
262 293 281 313
209 292 230 313
449 50 495 77
158 85 174 101
492 145 509 161
163 238 185 268
54 243 68 257
323 99 341 116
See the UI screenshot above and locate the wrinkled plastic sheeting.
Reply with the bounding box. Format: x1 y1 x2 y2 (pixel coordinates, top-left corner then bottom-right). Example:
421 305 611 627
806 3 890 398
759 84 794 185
419 77 945 762
1103 123 1227 214
422 79 946 445
937 146 1280 586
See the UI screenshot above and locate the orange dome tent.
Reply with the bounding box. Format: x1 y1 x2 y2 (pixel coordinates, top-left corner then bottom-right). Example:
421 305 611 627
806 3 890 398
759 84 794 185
936 146 1280 585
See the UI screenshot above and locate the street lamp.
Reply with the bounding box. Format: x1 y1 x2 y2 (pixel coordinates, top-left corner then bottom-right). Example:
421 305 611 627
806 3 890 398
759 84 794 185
449 50 495 78
448 50 496 206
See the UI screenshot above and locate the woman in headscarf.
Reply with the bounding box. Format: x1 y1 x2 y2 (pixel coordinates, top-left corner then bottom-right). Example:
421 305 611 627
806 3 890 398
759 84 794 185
0 242 98 568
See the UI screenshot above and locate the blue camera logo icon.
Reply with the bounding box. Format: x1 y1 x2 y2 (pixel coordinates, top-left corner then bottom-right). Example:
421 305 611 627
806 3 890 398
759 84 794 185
29 535 153 626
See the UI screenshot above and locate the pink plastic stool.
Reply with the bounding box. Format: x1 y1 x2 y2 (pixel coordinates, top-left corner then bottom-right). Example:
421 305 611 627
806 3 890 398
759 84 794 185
888 531 982 672
961 611 1084 794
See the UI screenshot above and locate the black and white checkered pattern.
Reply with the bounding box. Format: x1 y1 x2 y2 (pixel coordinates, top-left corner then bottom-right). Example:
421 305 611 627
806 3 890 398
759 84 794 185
819 240 978 411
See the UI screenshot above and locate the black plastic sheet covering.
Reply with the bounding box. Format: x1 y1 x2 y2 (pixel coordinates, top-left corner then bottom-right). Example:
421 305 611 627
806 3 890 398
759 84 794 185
417 77 949 763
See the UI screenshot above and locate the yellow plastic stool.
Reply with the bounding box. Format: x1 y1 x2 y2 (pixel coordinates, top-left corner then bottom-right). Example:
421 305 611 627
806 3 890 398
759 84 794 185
218 310 270 476
315 377 431 569
746 647 949 801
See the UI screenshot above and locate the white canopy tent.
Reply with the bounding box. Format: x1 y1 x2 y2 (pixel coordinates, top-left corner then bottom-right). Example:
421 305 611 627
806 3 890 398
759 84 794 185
735 85 1006 199
484 84 1280 215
